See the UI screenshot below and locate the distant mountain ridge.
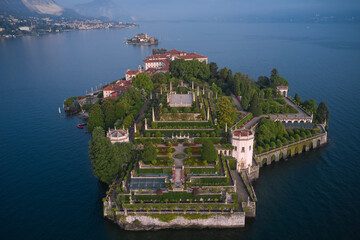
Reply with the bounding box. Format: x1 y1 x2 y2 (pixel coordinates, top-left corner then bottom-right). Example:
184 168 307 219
0 0 79 17
74 0 117 20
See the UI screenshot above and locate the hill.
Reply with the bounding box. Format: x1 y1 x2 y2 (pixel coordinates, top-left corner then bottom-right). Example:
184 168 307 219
0 0 78 17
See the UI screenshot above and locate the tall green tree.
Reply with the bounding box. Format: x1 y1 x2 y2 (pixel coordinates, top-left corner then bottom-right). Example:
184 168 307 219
216 96 235 128
88 103 105 133
113 142 133 170
316 102 329 124
209 62 218 79
142 142 157 163
102 99 116 129
133 73 154 95
302 99 317 113
201 140 218 163
89 127 119 184
249 93 263 116
294 93 302 104
271 68 279 78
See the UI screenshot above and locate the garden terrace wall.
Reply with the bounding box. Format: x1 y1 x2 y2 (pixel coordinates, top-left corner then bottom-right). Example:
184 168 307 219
110 212 245 230
121 203 235 212
255 131 327 166
231 113 253 130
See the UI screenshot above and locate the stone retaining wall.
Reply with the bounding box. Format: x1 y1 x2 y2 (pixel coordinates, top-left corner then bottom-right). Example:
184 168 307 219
111 212 245 230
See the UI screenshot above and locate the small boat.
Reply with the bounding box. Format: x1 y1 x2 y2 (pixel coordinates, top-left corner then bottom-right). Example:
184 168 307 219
58 107 61 114
77 124 84 129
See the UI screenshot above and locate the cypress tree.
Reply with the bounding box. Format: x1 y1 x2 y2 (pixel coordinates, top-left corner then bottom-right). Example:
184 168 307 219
88 103 105 133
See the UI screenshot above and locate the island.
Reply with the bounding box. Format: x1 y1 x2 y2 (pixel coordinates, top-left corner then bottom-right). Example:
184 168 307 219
64 49 329 230
127 33 158 46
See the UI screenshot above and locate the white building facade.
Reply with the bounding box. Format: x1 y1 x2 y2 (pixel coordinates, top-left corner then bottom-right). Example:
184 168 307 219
231 129 254 172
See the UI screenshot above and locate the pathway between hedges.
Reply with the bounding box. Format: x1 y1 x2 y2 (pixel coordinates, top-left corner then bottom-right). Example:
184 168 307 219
172 144 187 189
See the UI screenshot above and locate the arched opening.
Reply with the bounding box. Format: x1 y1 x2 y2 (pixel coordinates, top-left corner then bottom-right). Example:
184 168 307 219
287 149 291 157
300 121 304 123
295 146 299 155
282 121 286 124
271 155 275 162
279 151 283 160
310 141 314 150
262 158 267 166
294 121 298 124
303 144 307 152
317 139 321 147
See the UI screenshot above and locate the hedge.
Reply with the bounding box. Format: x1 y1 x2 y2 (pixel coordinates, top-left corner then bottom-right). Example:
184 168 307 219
138 168 172 175
234 113 253 129
134 192 222 203
227 157 237 170
156 121 213 129
185 167 217 174
190 177 229 186
134 138 164 144
122 203 234 211
194 138 227 144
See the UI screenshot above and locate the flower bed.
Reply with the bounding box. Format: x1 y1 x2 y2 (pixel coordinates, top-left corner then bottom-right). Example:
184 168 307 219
157 147 176 155
183 157 207 166
184 147 202 155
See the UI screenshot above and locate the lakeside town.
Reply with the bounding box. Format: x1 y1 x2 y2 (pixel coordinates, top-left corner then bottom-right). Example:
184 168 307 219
0 14 136 38
64 48 329 230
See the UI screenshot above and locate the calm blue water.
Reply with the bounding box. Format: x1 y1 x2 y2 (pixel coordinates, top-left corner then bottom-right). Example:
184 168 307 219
1 22 360 240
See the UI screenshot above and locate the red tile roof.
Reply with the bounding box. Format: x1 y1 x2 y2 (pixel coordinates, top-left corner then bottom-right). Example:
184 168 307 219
233 130 253 137
126 69 140 75
177 53 207 60
276 86 288 90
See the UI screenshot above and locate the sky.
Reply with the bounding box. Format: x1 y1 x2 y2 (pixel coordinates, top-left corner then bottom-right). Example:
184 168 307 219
56 0 360 21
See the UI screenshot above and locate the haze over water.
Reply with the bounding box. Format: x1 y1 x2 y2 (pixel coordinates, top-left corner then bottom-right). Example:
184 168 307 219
0 21 360 239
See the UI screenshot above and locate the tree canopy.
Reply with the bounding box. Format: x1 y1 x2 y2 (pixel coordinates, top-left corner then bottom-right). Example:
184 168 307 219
89 127 119 184
216 96 235 128
133 73 154 95
255 118 287 146
249 93 263 116
89 127 134 184
169 59 210 81
142 142 157 163
201 140 218 163
316 102 329 124
88 103 105 133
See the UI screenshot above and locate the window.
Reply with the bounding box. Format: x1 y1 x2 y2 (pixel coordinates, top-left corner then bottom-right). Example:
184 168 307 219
241 147 245 152
249 145 251 150
235 146 237 151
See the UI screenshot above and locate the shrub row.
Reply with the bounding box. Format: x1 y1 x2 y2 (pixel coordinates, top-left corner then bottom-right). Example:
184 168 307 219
138 168 172 175
134 192 222 203
185 167 217 174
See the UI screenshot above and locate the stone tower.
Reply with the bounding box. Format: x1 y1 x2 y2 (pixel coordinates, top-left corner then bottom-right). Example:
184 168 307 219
231 129 254 172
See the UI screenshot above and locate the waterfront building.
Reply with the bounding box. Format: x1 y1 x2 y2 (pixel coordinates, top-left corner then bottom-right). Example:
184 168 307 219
125 65 143 81
102 80 132 99
231 129 254 171
125 49 208 79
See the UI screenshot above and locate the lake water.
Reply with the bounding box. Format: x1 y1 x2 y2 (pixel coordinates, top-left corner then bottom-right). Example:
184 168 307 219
1 21 360 239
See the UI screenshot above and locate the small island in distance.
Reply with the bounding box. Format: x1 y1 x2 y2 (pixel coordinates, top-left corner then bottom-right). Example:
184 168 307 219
127 33 158 46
